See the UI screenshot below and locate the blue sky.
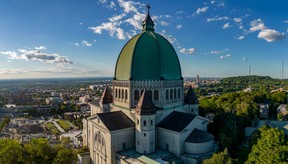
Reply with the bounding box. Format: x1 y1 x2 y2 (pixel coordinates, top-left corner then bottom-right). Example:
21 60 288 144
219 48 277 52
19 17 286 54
1 0 288 79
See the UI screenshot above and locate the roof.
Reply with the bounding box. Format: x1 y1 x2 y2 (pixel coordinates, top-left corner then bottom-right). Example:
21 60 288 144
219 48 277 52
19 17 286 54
114 9 182 81
135 90 156 115
184 86 198 104
185 129 214 143
157 111 197 132
138 155 160 164
18 124 44 134
100 86 113 104
97 111 134 131
89 99 100 107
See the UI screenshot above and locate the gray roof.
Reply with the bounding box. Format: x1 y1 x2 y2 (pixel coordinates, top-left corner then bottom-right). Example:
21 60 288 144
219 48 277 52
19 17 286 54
157 111 197 132
100 86 113 104
97 111 134 131
185 128 214 143
18 124 44 134
135 90 156 115
184 86 198 105
89 99 100 107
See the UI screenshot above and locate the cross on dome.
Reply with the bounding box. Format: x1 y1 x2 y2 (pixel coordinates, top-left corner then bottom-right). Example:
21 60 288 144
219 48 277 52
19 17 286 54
146 4 151 15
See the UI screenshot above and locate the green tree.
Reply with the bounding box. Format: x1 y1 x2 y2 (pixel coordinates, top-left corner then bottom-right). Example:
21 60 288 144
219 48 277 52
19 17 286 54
53 148 76 164
25 138 56 164
0 116 10 131
0 139 27 164
246 126 288 163
203 148 233 164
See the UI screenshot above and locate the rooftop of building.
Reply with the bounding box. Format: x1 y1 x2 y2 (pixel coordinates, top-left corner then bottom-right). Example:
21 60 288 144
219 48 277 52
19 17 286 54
97 111 134 131
157 111 197 132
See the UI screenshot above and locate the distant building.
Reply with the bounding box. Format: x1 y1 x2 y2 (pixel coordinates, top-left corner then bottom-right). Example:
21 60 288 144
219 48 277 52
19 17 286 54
51 92 60 97
46 97 63 105
81 7 214 164
79 95 91 104
277 104 288 120
60 130 83 147
259 103 269 118
259 120 288 135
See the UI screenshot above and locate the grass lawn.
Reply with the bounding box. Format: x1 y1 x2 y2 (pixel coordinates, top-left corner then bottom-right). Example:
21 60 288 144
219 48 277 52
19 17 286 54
56 119 71 132
46 122 59 135
236 148 250 164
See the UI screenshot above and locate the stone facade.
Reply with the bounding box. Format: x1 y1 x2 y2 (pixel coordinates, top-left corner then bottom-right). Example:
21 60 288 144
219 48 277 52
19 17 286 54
80 6 214 164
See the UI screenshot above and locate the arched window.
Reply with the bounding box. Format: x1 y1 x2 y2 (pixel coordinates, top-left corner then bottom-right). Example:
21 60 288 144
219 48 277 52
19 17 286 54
154 90 159 101
170 89 173 100
178 88 181 99
166 90 169 100
191 108 194 113
125 90 128 100
174 89 177 99
95 132 105 147
148 90 152 99
115 88 118 98
121 89 124 99
134 90 139 101
118 89 121 99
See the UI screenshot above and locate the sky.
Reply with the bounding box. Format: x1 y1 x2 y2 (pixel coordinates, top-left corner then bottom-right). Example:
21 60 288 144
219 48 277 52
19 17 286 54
1 0 288 79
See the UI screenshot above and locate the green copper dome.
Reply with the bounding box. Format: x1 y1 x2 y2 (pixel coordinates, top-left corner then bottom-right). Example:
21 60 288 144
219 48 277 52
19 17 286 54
114 7 182 81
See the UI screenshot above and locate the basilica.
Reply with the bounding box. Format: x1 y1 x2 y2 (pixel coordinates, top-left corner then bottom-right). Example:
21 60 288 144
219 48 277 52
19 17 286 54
80 6 214 164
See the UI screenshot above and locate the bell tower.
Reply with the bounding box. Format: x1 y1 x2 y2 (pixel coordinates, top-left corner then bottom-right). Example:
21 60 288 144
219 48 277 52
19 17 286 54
135 90 156 154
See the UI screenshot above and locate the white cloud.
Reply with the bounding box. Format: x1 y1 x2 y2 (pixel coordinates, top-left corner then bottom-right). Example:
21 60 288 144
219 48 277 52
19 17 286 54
196 7 208 15
220 54 231 59
249 18 285 42
124 13 146 30
284 20 288 23
176 10 183 14
74 42 80 46
0 69 27 75
237 35 245 40
176 25 183 29
233 17 242 23
258 29 285 42
0 47 73 65
93 40 97 43
249 19 265 32
179 48 196 54
219 2 225 6
118 0 139 13
210 49 229 54
223 23 232 29
211 1 215 4
99 0 107 4
160 30 177 44
159 21 169 26
35 46 46 50
89 0 147 40
207 16 229 22
242 58 248 60
109 13 126 22
82 40 92 46
109 1 116 9
79 22 83 25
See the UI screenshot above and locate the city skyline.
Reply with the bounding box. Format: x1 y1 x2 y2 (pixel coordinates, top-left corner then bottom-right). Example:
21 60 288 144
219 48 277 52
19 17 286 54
1 0 288 79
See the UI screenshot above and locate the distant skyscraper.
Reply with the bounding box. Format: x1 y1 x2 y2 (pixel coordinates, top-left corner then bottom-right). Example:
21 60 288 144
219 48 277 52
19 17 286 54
196 74 200 84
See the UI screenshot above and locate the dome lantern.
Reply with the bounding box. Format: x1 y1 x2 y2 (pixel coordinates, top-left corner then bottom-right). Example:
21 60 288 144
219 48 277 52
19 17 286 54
142 4 155 32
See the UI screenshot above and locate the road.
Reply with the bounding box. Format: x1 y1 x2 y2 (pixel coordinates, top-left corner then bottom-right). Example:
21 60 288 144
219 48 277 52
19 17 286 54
49 120 65 133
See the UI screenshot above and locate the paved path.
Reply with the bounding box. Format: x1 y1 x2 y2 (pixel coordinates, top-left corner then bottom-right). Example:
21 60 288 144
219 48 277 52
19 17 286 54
65 120 77 129
49 120 65 133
